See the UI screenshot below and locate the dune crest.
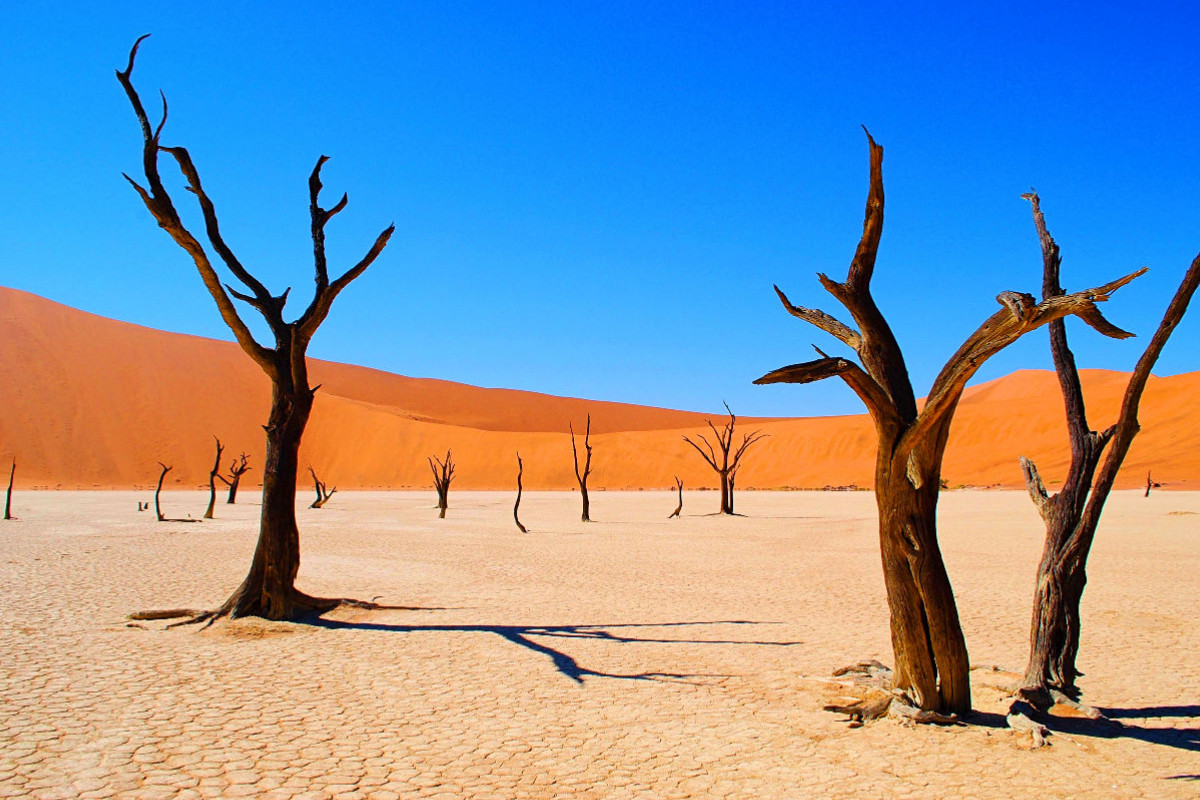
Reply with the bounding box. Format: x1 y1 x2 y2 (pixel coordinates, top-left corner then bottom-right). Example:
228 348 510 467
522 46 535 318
1 287 1196 490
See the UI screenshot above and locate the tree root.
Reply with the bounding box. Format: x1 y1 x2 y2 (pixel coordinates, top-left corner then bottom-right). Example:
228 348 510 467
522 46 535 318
823 660 960 727
130 592 398 630
1006 684 1122 748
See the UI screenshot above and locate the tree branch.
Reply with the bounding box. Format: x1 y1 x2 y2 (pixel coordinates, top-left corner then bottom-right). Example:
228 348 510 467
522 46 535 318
771 285 863 349
902 267 1147 457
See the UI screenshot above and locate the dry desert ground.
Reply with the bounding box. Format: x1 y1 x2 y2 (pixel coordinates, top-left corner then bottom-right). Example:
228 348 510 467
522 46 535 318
1 489 1197 799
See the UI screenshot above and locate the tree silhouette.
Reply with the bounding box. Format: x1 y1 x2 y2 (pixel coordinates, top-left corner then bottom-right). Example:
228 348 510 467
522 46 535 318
682 403 764 515
570 415 593 522
118 36 392 622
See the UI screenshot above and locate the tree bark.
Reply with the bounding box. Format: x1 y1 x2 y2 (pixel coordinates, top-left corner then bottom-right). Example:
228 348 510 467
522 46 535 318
571 415 593 522
203 436 225 519
756 133 1144 714
154 462 171 522
428 450 454 519
514 452 527 533
4 459 14 521
1018 194 1200 705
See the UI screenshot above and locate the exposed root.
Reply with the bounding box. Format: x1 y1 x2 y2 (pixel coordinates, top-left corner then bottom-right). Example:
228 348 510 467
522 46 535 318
127 608 203 621
823 660 959 727
1007 699 1050 749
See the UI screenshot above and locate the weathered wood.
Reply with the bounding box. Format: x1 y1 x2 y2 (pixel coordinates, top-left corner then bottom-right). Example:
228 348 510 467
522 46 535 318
154 462 171 522
308 466 337 509
3 459 13 521
682 403 765 515
117 37 392 621
1018 192 1200 704
203 436 225 519
217 453 251 504
757 134 1144 714
428 450 455 519
669 476 683 518
513 452 527 533
570 415 593 522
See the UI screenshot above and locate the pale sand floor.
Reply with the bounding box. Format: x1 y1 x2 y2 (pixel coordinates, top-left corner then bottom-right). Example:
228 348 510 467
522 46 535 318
1 489 1197 799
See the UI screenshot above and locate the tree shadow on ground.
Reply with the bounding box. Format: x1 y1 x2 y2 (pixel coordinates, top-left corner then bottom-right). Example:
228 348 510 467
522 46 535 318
306 617 801 685
964 707 1199 753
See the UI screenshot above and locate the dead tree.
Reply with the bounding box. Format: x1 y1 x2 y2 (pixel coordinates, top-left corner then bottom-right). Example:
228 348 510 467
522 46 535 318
570 415 593 522
1144 471 1153 498
428 449 455 519
154 462 171 521
118 37 392 622
216 453 251 504
308 467 337 509
514 452 528 533
203 436 225 519
1016 193 1200 710
682 403 765 515
4 459 14 521
754 133 1145 715
669 476 683 519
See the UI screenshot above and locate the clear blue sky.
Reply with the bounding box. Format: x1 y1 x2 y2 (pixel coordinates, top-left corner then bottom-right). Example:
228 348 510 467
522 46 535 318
3 2 1197 417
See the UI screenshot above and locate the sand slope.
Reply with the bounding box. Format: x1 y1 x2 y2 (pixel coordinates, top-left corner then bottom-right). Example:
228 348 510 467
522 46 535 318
1 286 1196 490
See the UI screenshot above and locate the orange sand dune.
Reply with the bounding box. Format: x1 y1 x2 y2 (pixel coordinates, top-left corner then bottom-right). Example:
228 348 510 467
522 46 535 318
1 286 1196 491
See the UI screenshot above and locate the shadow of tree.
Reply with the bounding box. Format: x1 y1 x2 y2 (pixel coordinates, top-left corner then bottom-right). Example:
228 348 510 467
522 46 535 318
1043 712 1200 753
306 617 801 684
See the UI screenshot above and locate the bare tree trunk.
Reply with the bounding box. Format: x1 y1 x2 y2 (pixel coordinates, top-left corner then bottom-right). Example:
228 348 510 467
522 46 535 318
308 465 336 509
514 452 527 533
4 459 14 521
203 436 225 519
1144 471 1152 498
154 462 171 522
571 415 593 522
428 450 455 519
1018 194 1200 706
218 453 251 504
683 404 765 516
669 476 683 518
756 134 1144 715
117 37 392 623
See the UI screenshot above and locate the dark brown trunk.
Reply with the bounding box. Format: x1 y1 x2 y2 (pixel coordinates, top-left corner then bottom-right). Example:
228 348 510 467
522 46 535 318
204 437 224 519
571 416 593 522
226 473 242 504
221 383 312 620
669 476 683 518
4 459 14 520
719 470 730 514
875 448 971 714
513 452 527 533
154 462 171 521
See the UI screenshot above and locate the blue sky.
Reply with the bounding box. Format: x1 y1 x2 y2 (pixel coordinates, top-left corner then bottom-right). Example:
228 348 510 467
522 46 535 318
3 2 1197 417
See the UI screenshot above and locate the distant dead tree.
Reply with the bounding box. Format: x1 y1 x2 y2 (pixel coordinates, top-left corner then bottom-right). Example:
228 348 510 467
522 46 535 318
754 133 1144 717
570 415 593 522
4 459 14 521
154 462 171 521
216 453 252 504
682 403 765 515
428 449 455 519
514 452 527 533
308 467 337 509
669 476 683 519
152 462 198 523
1014 193 1200 718
1144 471 1153 498
118 36 392 622
203 436 225 519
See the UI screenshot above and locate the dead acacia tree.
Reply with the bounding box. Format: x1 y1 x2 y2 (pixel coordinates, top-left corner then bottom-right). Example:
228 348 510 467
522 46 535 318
754 132 1145 716
216 453 251 504
203 436 225 519
1016 193 1200 711
4 459 14 521
570 415 593 522
154 462 171 521
669 475 683 519
428 449 455 519
118 36 392 622
308 467 337 509
514 452 528 533
682 403 765 515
